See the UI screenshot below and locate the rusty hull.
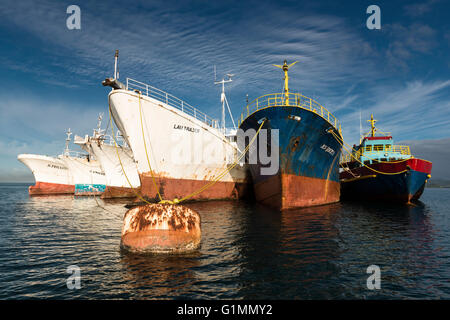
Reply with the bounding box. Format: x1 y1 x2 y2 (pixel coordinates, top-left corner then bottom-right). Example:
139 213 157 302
101 186 141 199
29 181 75 196
139 173 251 202
121 203 201 253
254 173 340 210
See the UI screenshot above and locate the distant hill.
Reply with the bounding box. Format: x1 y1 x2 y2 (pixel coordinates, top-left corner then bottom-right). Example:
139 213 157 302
427 179 450 188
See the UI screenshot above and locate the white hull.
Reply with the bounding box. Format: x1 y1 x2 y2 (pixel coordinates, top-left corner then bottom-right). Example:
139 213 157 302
18 154 73 185
89 142 140 188
61 155 106 186
109 89 249 200
110 90 244 180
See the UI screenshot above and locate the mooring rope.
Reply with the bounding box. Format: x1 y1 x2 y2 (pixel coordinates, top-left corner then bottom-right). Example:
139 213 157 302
329 130 408 176
108 92 265 205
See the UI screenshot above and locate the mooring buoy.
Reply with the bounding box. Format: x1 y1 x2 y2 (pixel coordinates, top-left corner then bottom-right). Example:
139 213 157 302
120 203 201 253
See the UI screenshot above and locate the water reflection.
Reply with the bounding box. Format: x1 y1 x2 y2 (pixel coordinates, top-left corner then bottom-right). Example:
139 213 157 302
120 251 201 299
235 202 346 299
1 183 448 299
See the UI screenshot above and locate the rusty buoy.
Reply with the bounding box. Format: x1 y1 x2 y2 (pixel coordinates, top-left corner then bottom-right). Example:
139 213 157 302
120 203 201 253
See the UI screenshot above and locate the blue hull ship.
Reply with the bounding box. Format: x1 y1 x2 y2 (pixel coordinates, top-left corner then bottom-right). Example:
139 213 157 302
238 60 343 210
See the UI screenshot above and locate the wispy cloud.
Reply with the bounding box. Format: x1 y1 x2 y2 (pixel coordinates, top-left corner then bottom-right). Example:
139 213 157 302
384 23 437 70
404 0 440 17
339 79 450 144
0 0 449 181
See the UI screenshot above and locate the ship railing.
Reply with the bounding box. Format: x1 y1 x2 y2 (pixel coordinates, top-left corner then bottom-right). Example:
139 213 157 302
238 93 342 134
340 152 353 164
61 151 89 158
99 134 125 147
362 144 411 155
340 145 411 164
126 78 220 129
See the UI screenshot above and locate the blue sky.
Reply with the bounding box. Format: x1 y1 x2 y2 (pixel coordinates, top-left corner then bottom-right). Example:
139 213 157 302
0 0 449 181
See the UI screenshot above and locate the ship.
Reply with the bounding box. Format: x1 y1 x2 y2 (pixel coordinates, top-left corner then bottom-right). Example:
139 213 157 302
102 51 250 202
339 115 432 203
17 153 74 195
237 60 343 210
18 129 106 196
73 114 141 199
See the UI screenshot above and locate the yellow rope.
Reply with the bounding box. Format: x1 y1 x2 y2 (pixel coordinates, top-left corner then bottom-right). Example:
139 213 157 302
138 93 163 202
108 103 152 205
330 130 408 176
177 120 265 203
108 92 264 205
334 131 412 164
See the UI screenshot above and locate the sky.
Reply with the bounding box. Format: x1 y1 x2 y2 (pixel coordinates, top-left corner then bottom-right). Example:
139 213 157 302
0 0 449 182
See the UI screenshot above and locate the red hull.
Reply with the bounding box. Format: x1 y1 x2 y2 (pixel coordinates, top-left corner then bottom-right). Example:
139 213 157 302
340 158 432 204
340 158 432 180
254 173 340 210
29 181 75 196
139 173 251 202
101 186 141 199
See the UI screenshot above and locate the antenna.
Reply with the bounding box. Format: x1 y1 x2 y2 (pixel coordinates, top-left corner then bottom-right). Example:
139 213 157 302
214 71 236 133
359 109 362 143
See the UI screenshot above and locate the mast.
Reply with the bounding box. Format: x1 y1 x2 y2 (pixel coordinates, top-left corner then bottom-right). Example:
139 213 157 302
273 60 298 105
94 113 104 138
114 50 119 80
214 72 235 133
367 114 377 137
64 128 72 156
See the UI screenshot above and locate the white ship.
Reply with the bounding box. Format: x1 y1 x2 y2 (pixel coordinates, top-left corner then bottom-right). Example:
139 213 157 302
62 153 106 196
103 52 250 202
74 115 141 198
18 129 107 196
17 153 74 195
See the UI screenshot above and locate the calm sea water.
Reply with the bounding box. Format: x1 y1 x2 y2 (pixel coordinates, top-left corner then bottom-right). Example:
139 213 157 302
0 183 448 299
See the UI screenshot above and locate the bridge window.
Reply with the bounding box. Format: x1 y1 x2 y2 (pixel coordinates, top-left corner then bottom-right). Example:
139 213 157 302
374 144 384 151
365 145 372 152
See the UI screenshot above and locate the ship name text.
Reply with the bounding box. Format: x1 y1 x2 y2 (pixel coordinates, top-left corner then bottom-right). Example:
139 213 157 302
174 124 200 133
47 164 68 170
320 144 335 156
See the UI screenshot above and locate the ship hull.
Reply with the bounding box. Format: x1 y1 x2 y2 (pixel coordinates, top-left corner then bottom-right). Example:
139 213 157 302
17 154 75 195
239 106 342 210
101 185 140 199
139 173 250 202
89 142 141 198
61 156 106 196
109 90 250 202
340 158 432 203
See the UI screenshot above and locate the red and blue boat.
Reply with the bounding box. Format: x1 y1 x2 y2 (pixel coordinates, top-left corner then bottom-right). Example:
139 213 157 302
339 115 432 204
238 60 343 210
